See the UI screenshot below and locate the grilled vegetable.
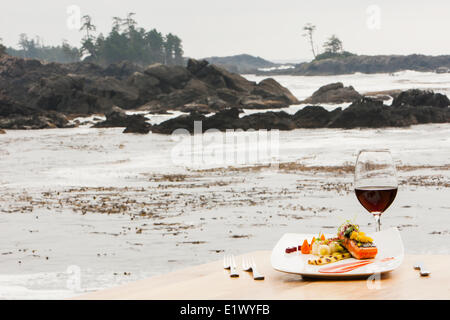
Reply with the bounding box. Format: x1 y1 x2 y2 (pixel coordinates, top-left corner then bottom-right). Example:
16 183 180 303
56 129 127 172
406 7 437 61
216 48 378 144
308 253 351 265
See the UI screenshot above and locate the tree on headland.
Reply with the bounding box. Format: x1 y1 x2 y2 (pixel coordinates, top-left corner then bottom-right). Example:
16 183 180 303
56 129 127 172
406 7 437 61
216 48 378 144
122 12 137 34
314 34 355 60
323 35 343 54
301 22 356 61
80 15 97 58
18 33 33 57
171 34 184 65
80 15 96 41
302 23 317 59
80 38 97 59
146 29 165 63
164 33 183 65
112 17 123 32
301 26 355 62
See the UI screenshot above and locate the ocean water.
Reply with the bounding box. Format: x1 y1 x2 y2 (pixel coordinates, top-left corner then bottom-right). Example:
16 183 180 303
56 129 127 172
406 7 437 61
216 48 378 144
244 70 450 101
0 71 449 299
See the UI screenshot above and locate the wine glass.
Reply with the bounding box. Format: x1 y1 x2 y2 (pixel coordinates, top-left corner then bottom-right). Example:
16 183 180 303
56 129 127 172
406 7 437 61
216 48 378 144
354 149 398 232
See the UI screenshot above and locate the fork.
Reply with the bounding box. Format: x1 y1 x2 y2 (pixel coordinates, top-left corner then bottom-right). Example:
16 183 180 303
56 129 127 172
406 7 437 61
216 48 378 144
413 261 431 276
242 256 265 280
223 255 230 269
224 255 239 277
242 256 252 272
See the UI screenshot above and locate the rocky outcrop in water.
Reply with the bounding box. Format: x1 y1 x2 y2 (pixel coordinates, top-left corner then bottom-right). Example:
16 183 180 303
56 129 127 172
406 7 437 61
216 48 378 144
93 107 146 128
150 107 296 134
123 118 152 134
292 106 342 128
151 91 450 134
0 55 299 129
202 54 279 74
255 54 450 76
392 89 450 108
302 82 362 104
92 107 151 133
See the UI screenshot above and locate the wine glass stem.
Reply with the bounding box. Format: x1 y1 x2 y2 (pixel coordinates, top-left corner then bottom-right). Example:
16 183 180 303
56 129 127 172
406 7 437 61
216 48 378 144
373 213 381 232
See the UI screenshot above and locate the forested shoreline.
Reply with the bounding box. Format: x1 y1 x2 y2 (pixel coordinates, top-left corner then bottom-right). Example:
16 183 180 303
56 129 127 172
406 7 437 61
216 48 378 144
2 13 184 67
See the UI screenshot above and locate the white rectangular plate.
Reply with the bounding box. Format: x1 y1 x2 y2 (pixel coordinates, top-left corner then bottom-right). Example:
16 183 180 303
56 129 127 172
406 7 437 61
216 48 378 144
271 227 404 278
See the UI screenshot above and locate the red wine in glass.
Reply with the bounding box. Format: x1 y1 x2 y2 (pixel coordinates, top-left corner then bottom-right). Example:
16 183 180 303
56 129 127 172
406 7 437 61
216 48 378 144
355 187 397 213
354 150 398 232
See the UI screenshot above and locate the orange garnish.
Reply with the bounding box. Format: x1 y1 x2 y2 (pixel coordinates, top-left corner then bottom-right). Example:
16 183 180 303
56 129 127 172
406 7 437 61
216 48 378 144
320 234 326 241
301 239 311 254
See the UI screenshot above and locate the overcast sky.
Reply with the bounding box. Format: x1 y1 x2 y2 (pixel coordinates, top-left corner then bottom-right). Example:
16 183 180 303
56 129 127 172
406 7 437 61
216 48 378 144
1 0 449 61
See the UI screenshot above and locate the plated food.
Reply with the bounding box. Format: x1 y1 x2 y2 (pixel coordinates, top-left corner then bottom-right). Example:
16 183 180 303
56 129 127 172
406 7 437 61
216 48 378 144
285 222 378 266
338 223 378 260
272 226 403 278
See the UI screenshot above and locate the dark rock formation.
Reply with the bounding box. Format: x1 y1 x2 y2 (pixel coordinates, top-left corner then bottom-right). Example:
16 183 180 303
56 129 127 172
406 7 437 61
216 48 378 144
151 107 298 134
2 54 448 132
202 54 279 74
150 111 206 134
0 92 35 117
302 82 362 104
293 106 342 128
28 74 110 114
94 107 149 128
392 89 450 108
127 72 161 103
328 98 397 128
255 54 450 76
238 111 296 131
247 78 300 108
143 59 299 113
123 118 152 134
151 91 450 134
103 61 143 79
0 110 69 129
330 97 450 128
0 55 299 129
0 91 69 129
144 63 191 90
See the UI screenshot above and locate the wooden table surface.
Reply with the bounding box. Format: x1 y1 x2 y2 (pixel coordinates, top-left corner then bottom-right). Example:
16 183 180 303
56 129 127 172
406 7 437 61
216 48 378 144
75 252 450 300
